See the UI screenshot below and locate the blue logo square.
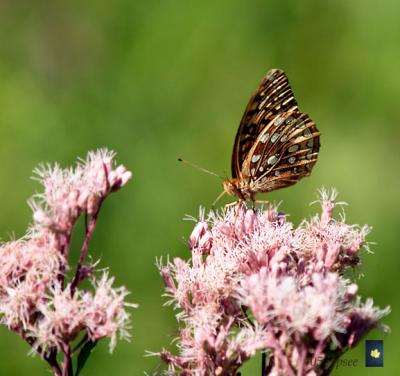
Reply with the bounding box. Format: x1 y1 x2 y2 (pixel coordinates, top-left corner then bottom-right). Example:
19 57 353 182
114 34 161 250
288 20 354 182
365 340 384 367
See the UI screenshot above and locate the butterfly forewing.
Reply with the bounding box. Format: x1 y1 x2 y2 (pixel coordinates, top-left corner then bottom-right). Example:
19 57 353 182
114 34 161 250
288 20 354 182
232 69 298 179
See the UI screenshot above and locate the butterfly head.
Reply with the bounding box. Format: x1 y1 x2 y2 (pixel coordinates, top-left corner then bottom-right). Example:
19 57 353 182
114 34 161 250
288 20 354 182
223 178 248 201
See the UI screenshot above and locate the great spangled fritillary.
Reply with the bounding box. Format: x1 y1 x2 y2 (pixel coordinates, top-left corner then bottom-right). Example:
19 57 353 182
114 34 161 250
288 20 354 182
223 69 320 202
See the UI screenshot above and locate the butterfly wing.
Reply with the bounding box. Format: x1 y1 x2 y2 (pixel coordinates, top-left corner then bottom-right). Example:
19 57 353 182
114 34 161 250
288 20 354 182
231 69 298 179
242 111 320 192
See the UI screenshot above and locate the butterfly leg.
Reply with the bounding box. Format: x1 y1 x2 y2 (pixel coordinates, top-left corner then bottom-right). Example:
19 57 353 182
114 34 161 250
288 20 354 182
254 200 270 209
226 200 246 230
224 200 240 214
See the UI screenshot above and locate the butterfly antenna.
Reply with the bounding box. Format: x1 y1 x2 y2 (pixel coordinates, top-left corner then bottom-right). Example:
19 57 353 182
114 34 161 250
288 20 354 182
178 158 224 180
212 190 226 206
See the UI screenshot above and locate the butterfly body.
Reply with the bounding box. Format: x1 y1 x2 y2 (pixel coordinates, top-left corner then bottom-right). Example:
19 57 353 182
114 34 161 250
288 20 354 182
223 178 254 201
223 69 320 202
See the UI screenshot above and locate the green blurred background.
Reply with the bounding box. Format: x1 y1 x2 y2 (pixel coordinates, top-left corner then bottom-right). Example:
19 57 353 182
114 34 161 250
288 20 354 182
0 0 398 375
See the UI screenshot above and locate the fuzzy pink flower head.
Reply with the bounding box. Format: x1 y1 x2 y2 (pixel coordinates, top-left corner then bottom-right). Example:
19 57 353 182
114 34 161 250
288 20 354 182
339 297 390 348
159 190 390 376
239 271 350 341
30 164 84 232
30 149 132 231
78 149 133 215
82 149 132 210
0 230 66 331
295 189 370 276
0 148 135 376
227 325 272 360
82 272 137 352
0 282 39 330
188 220 213 255
238 268 271 325
108 165 132 191
158 261 176 295
319 188 338 227
32 284 85 351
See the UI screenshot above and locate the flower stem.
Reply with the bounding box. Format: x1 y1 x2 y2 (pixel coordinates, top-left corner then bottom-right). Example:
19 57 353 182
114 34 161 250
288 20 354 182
297 345 306 376
262 352 266 376
70 200 104 294
62 344 73 376
20 332 62 376
268 328 295 376
59 232 72 287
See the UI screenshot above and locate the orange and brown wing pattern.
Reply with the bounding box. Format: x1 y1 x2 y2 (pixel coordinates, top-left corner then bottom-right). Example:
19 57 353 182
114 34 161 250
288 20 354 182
231 69 298 179
242 111 320 192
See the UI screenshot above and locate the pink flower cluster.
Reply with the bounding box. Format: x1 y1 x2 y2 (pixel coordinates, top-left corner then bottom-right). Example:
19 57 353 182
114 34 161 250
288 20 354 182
30 149 132 232
158 190 390 375
0 149 135 376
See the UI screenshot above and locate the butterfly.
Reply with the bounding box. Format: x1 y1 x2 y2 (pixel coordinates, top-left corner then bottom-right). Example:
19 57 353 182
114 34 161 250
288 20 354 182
222 69 320 202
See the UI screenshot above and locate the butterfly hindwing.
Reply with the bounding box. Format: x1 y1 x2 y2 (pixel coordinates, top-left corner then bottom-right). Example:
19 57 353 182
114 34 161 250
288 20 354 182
231 69 298 179
243 111 320 192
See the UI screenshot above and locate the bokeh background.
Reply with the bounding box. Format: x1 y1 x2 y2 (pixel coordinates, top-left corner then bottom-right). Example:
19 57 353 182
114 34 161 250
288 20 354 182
0 1 398 375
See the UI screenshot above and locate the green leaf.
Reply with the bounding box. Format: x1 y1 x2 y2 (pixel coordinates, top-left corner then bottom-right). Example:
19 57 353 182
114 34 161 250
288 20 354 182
75 340 97 376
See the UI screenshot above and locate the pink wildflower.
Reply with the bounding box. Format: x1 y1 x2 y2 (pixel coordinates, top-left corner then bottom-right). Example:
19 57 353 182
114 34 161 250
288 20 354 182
158 189 390 375
0 149 135 376
30 148 132 231
83 273 137 352
0 230 65 330
81 149 132 214
32 284 85 351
